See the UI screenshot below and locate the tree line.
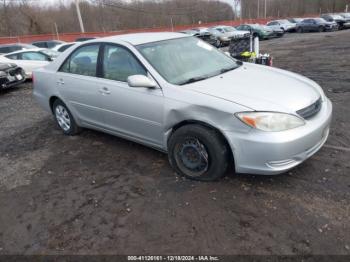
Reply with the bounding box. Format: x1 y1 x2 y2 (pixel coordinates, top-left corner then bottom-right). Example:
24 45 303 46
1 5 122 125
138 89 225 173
241 0 350 19
0 0 234 37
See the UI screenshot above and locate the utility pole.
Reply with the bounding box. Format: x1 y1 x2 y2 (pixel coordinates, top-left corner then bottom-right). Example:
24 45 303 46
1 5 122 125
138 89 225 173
54 22 59 40
75 0 85 33
264 0 267 19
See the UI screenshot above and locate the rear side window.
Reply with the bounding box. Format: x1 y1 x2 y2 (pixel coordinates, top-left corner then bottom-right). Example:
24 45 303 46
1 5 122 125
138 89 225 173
5 54 19 60
21 52 48 61
60 44 99 77
102 44 146 82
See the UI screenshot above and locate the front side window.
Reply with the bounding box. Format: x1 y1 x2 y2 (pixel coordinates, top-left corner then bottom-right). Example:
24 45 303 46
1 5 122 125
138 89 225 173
21 52 48 61
60 44 99 77
137 37 240 85
102 44 146 82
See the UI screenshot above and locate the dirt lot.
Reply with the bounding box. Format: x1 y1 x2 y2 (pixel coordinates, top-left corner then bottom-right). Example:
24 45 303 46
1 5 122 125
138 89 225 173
0 30 349 255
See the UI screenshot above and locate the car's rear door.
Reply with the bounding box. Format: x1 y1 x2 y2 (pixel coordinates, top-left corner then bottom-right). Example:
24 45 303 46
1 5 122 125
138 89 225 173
93 43 164 147
55 43 107 127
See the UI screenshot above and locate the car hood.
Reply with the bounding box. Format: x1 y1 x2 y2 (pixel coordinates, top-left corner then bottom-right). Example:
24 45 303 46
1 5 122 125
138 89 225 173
0 62 17 71
225 30 250 37
185 63 322 113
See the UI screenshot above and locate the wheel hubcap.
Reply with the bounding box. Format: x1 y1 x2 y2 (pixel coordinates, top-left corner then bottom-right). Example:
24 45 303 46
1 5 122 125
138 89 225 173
55 105 71 131
175 138 209 177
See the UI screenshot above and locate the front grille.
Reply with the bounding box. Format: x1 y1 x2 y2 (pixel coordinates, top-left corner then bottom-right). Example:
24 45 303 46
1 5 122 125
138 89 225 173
297 97 322 119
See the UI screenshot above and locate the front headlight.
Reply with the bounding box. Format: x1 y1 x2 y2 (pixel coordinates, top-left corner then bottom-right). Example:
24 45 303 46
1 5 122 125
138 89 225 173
235 112 305 132
220 36 230 41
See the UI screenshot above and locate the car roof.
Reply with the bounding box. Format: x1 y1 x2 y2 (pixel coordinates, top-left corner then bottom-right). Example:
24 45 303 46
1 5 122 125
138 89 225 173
89 32 189 46
0 43 34 47
32 40 64 43
3 48 44 56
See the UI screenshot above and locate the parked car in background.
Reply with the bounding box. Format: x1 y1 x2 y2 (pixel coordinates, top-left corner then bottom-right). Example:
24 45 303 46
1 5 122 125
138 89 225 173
33 32 332 181
267 19 297 32
0 63 25 89
321 13 350 29
206 28 228 47
211 25 250 39
264 25 285 37
338 12 350 22
75 37 97 42
0 49 58 78
32 40 66 49
180 29 218 45
179 29 200 36
288 18 304 24
190 27 217 46
236 24 274 40
52 42 77 52
0 43 37 54
296 18 338 33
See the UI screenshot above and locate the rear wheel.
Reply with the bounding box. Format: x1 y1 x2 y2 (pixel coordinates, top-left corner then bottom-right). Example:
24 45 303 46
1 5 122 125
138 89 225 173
53 99 81 135
297 27 303 33
168 125 230 181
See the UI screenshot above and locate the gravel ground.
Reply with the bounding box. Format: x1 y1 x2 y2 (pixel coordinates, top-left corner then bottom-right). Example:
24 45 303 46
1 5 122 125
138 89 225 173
0 30 349 255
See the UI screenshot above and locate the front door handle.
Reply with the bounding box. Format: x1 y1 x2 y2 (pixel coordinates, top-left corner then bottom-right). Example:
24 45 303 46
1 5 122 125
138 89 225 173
56 78 65 85
99 87 111 95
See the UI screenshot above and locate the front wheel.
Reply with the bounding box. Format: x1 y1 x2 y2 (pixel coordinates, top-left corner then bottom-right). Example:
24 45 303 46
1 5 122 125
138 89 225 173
318 26 325 32
168 125 230 181
297 27 303 33
53 99 81 135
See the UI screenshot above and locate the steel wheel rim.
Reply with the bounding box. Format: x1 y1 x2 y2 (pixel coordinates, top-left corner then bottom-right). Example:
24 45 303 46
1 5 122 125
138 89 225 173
55 105 71 131
174 138 209 177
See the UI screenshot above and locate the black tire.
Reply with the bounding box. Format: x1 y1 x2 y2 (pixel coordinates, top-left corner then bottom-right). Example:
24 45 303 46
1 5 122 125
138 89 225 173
168 124 230 181
318 26 325 32
52 99 81 135
297 27 303 33
215 39 221 48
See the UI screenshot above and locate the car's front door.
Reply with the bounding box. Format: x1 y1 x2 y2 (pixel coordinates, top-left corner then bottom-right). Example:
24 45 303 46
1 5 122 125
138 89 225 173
94 43 164 147
56 43 107 127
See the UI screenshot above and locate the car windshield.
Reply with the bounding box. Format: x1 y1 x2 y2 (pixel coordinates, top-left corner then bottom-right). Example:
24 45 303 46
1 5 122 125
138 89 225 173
137 37 240 86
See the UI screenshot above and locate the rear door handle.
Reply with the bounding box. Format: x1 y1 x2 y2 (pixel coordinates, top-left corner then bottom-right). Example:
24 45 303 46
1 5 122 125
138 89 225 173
99 87 111 95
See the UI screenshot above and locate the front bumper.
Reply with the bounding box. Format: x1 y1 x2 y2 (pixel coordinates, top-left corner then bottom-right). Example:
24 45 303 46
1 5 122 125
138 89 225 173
224 97 332 175
0 68 26 89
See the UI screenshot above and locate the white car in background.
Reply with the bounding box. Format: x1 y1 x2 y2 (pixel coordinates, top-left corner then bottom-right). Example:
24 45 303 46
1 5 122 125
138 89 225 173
0 48 58 78
52 42 77 53
267 20 297 32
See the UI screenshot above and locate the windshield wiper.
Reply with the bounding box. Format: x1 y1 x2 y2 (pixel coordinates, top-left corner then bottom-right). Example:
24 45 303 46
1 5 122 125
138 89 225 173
179 76 209 85
220 65 239 74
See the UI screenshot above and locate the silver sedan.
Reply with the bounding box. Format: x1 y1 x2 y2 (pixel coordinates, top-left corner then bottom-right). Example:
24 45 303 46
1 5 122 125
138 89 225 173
33 32 332 181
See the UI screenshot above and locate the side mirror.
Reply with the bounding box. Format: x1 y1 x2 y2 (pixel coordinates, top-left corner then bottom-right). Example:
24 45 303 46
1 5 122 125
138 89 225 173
127 75 157 88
